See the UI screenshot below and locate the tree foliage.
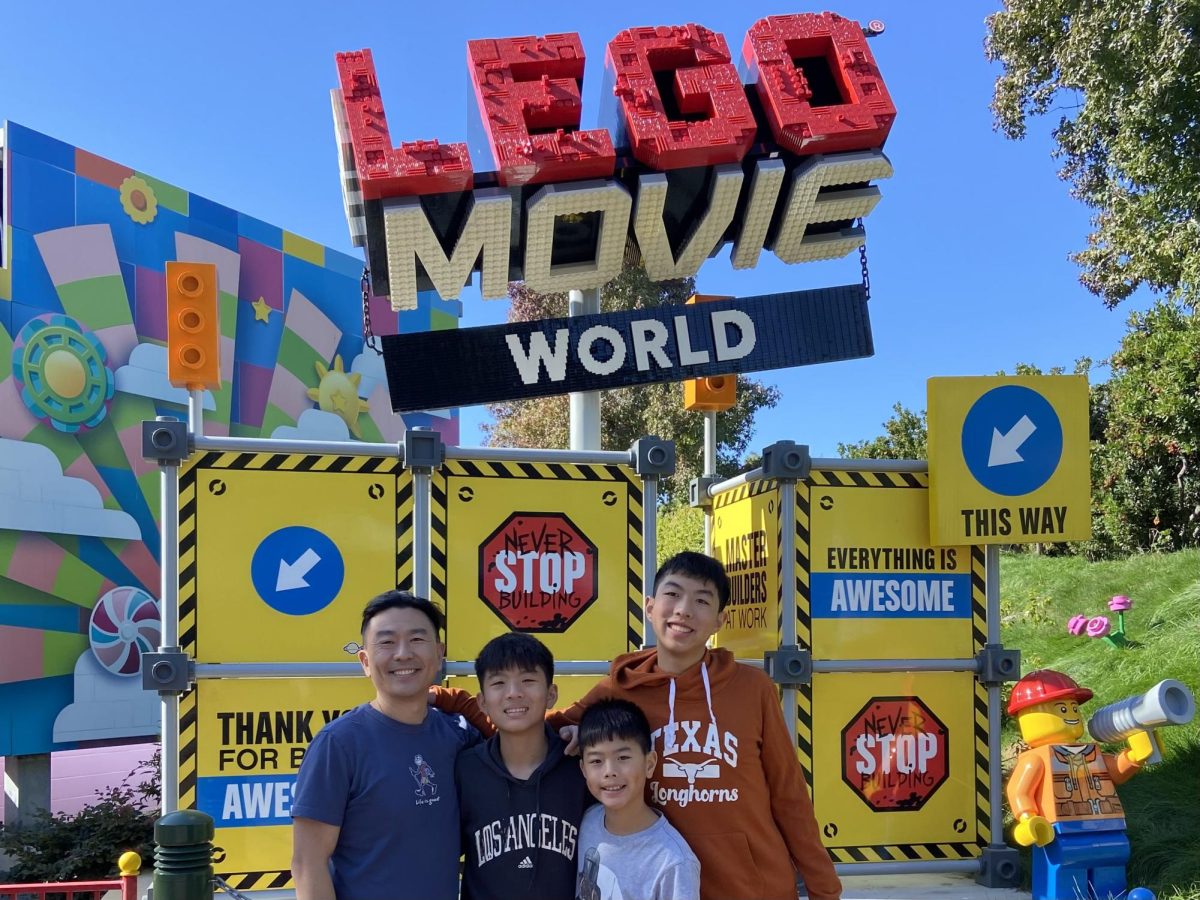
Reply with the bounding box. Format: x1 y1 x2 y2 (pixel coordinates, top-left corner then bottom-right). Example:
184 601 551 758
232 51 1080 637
484 266 780 502
0 751 158 882
839 318 1200 559
1091 300 1200 554
837 402 928 460
985 0 1200 308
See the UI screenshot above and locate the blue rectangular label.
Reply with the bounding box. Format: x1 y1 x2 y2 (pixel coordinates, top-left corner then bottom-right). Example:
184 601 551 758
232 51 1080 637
197 775 297 828
811 573 972 619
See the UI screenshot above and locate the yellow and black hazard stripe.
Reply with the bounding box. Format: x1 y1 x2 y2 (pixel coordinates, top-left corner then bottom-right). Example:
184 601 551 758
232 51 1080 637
828 842 981 864
432 459 644 650
397 471 414 590
626 479 644 650
711 476 777 509
794 480 814 784
970 546 987 651
177 450 404 658
808 468 928 491
970 545 992 844
178 686 197 811
221 871 294 891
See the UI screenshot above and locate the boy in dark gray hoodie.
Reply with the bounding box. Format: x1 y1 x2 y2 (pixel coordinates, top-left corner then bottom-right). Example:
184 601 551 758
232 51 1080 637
456 633 593 900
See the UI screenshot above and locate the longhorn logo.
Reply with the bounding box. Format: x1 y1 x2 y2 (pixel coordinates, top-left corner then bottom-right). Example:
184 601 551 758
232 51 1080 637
662 757 721 785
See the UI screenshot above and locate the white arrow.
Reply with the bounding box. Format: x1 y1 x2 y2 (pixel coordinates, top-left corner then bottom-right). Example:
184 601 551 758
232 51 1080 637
277 548 321 591
988 415 1036 467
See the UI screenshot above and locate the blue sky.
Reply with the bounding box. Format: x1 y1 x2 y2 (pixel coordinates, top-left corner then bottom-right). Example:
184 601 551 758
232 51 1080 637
0 0 1145 458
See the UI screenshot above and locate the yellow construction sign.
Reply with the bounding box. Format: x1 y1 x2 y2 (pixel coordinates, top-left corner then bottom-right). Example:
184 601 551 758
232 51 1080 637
180 677 374 890
805 471 980 660
811 671 988 861
711 478 780 657
182 452 409 663
433 459 643 663
927 375 1091 545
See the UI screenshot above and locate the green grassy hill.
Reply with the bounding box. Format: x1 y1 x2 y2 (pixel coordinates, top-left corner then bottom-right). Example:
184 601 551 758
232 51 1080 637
999 550 1200 899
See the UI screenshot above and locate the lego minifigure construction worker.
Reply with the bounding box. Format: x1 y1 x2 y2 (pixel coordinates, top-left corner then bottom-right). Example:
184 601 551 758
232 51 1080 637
1006 669 1156 900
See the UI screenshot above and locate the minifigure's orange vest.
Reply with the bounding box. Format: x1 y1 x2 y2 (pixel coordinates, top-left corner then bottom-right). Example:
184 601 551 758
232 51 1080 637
1029 743 1126 824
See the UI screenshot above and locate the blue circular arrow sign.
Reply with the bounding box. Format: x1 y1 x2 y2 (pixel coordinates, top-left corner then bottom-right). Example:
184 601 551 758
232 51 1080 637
250 526 344 616
961 385 1063 496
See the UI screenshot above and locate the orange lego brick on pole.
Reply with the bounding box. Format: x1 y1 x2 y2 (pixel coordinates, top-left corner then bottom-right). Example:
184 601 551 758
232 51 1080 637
683 294 736 412
165 261 221 390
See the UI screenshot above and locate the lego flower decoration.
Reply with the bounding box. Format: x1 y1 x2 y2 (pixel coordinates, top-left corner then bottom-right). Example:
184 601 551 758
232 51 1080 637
1109 595 1132 612
1085 616 1111 638
119 175 158 224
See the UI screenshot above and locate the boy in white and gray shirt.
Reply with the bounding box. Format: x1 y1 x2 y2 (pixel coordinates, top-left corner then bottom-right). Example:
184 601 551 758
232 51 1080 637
576 699 700 900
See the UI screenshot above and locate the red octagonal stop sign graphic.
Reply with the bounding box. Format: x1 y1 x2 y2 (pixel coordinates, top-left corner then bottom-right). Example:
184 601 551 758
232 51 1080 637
478 512 598 632
841 695 949 811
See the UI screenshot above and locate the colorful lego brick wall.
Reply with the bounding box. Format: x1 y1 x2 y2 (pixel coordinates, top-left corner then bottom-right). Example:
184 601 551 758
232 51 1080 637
0 121 458 757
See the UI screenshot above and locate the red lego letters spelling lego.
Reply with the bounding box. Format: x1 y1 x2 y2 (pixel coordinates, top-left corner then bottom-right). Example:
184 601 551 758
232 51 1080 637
605 24 757 170
339 13 893 200
467 34 616 187
336 49 474 200
742 13 896 156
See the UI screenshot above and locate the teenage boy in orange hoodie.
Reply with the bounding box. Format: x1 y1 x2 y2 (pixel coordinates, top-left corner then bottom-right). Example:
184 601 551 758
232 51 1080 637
436 551 840 900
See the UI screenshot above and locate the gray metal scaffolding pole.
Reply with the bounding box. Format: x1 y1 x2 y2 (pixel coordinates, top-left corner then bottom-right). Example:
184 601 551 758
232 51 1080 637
568 287 601 451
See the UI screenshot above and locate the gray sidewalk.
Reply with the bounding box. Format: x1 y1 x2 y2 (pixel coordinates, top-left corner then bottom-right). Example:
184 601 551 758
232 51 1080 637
840 873 1030 900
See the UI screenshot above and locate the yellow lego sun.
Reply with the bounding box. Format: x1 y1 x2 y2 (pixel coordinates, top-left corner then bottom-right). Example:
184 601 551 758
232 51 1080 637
307 355 370 438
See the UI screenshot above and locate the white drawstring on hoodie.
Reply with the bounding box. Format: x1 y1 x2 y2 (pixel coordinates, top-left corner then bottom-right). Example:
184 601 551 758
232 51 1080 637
665 660 719 740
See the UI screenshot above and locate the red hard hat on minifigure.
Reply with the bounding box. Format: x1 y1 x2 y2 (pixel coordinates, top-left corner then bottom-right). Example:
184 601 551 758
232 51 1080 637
1007 669 1094 715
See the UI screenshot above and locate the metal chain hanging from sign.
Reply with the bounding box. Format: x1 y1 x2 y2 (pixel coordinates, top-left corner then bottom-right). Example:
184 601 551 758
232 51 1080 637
361 266 378 352
855 217 871 302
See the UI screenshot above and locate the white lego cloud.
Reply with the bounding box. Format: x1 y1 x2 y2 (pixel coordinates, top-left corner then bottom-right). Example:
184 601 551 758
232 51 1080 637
271 408 351 441
350 347 388 399
0 439 140 539
114 343 215 409
54 652 160 743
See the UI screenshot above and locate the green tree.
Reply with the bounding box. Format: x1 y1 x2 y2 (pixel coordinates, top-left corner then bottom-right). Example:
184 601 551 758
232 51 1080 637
1090 300 1200 554
484 266 780 502
985 0 1200 308
838 403 928 460
657 502 705 564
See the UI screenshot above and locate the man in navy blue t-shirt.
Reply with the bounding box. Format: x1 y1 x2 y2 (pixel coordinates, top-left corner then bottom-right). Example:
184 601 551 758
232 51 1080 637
291 590 477 900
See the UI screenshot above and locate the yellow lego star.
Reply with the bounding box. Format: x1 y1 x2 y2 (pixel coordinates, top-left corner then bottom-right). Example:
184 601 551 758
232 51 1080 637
251 297 272 323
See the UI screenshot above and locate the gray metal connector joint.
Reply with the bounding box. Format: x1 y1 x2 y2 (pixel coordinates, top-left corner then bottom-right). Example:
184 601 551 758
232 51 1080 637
631 436 675 477
142 647 194 694
404 426 445 472
761 440 811 481
764 645 812 686
689 476 718 510
975 644 1020 684
142 418 189 465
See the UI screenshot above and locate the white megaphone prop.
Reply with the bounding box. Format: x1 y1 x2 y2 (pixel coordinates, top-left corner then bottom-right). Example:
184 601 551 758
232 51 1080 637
1088 679 1195 765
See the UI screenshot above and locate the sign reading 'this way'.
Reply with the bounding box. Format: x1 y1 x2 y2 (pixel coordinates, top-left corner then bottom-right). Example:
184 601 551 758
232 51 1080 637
927 375 1091 546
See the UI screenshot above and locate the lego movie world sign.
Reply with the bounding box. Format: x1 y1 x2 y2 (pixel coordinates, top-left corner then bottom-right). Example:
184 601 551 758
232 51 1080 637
335 12 896 313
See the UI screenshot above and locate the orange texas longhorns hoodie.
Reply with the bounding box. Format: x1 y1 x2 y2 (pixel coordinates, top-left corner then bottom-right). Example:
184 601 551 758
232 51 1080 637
563 648 840 900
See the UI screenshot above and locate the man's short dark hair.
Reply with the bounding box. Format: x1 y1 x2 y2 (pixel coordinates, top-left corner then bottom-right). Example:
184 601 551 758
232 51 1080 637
579 698 652 754
361 590 445 639
474 633 555 685
653 551 731 611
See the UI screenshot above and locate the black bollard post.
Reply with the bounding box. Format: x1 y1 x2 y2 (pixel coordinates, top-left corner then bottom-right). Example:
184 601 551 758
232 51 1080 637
153 809 214 900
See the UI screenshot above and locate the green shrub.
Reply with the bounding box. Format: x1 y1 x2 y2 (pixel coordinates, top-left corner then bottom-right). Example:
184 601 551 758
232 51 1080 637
0 750 158 882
